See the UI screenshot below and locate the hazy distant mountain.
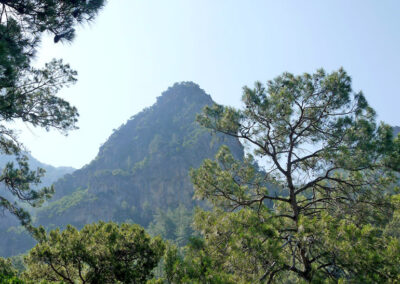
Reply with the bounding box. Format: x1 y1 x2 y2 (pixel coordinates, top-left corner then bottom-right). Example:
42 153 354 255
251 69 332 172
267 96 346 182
0 153 74 188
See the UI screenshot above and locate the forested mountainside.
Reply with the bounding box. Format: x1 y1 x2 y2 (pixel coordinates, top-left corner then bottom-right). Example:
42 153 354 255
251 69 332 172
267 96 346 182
0 82 244 257
38 82 243 227
0 155 74 257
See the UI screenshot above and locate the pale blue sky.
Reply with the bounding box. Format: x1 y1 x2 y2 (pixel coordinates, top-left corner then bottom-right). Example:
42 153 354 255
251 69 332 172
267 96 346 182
17 0 400 168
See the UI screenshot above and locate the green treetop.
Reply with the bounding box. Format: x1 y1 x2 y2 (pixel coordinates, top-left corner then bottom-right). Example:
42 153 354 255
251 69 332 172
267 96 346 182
191 69 400 282
24 221 165 283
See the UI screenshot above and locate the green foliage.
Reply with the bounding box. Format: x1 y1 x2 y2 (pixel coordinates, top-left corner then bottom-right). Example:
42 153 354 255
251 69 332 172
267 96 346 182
0 0 105 43
0 258 18 278
37 188 93 219
23 221 165 283
0 0 104 228
191 69 400 282
0 274 25 284
7 255 26 275
0 257 26 284
157 238 237 284
147 205 195 247
131 157 149 173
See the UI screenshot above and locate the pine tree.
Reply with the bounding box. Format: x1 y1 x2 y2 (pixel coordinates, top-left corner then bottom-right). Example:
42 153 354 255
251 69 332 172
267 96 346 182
191 69 400 282
24 222 165 283
0 0 105 228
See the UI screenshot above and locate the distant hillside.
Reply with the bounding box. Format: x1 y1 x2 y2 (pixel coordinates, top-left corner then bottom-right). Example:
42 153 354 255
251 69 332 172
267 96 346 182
0 154 74 257
0 153 74 188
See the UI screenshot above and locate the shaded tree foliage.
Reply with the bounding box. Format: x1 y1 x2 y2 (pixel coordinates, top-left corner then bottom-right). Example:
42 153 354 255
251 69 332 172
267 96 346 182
0 257 18 278
148 204 195 247
190 69 400 282
159 238 236 284
0 257 24 283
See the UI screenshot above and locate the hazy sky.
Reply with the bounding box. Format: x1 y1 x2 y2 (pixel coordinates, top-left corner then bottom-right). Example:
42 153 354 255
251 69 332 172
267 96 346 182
16 0 400 168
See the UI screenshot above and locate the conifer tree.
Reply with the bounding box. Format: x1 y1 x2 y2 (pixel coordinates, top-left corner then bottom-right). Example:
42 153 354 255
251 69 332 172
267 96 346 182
24 222 165 283
0 0 105 228
191 69 400 282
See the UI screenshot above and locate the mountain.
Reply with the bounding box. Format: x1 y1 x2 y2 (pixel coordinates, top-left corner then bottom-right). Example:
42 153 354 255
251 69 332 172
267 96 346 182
35 82 244 230
0 154 75 257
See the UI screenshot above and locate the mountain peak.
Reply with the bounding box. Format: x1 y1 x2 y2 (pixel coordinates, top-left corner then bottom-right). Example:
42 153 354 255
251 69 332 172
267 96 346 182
161 81 207 96
34 82 243 239
155 81 212 106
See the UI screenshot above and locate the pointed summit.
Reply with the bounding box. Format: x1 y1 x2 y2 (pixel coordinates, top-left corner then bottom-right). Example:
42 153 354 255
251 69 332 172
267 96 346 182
156 82 213 105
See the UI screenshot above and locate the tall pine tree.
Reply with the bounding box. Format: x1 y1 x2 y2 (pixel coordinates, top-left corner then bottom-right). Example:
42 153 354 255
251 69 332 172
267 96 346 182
0 0 105 228
190 69 400 282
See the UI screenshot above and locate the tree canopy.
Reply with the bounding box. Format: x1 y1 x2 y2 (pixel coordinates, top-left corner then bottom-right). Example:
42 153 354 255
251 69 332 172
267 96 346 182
0 0 105 228
0 0 105 43
23 221 165 283
190 68 400 282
